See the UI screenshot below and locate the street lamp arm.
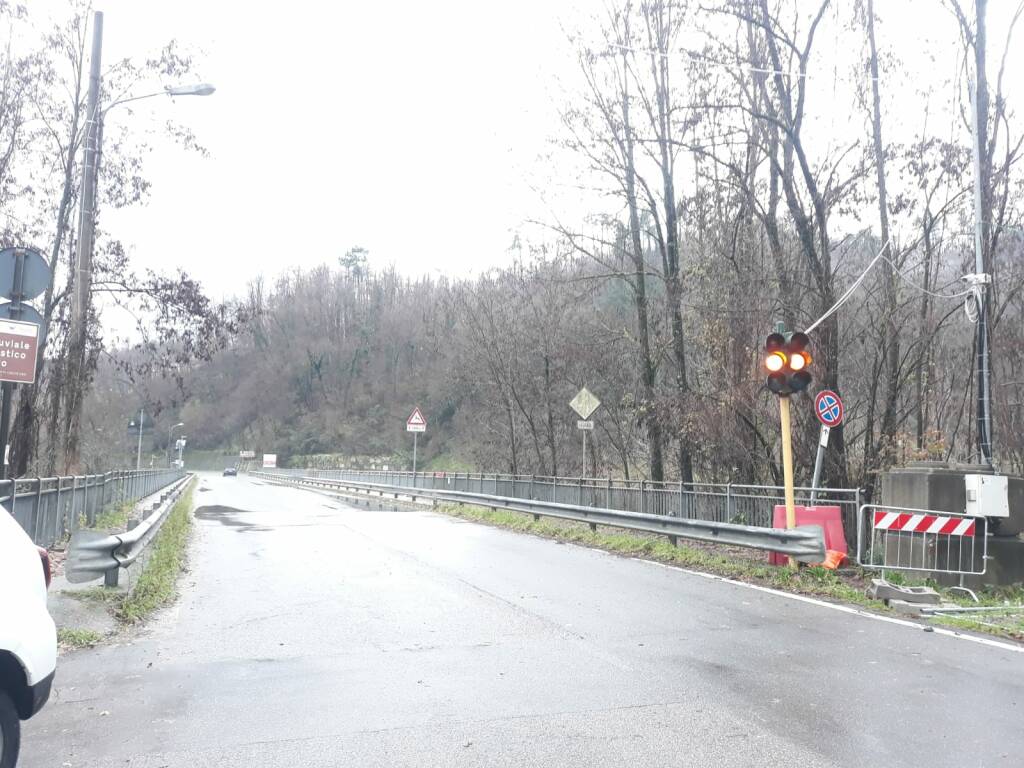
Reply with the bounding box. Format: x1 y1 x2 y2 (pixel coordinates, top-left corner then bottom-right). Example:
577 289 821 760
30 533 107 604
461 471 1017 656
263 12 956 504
102 83 216 117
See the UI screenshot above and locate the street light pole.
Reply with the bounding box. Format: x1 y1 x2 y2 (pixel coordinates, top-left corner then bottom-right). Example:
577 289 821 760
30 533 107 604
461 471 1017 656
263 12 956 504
62 10 213 473
166 422 184 467
136 407 145 471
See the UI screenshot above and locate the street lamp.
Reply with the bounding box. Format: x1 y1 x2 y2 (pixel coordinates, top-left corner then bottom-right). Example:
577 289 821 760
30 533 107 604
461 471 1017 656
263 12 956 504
71 70 216 345
63 9 216 472
166 422 184 467
104 82 217 113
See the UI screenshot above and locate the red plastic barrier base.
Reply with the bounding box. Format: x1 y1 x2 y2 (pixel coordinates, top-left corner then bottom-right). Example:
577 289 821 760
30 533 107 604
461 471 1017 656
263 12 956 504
768 505 847 566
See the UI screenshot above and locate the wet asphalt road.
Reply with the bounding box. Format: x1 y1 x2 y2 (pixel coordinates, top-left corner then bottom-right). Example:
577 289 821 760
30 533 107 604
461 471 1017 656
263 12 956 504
21 473 1023 767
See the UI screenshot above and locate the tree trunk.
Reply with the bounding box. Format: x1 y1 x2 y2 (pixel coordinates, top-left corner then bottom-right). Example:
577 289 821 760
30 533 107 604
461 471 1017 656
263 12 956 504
620 46 665 482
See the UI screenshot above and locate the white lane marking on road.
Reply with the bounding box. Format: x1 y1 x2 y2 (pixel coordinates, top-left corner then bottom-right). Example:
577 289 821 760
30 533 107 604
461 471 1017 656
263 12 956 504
637 559 1024 655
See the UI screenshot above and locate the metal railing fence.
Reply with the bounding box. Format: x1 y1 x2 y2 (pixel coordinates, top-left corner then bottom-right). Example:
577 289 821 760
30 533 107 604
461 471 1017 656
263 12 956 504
2 468 186 548
252 472 828 561
262 468 861 542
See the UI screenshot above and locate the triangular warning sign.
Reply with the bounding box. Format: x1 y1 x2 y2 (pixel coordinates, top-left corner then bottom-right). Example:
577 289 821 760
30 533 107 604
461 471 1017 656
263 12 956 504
407 407 427 427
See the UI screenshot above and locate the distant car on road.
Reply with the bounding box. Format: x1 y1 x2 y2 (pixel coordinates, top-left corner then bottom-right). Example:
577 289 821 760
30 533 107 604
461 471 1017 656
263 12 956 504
1 509 57 767
223 467 238 477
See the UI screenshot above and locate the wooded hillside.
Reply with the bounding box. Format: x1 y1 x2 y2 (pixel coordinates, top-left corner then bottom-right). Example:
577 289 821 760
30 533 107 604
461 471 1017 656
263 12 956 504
79 0 1024 495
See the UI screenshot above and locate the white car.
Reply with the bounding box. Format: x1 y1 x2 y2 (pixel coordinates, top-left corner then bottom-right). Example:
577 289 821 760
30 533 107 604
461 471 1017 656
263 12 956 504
0 510 57 767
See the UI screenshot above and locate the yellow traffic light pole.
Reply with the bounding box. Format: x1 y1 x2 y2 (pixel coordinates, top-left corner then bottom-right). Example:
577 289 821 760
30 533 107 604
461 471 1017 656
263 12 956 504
778 394 798 569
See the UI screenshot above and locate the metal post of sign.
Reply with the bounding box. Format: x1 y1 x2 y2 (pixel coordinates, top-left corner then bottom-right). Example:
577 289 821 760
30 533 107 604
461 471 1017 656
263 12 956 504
0 250 25 478
135 408 144 470
0 381 11 480
810 390 843 507
581 429 586 477
779 395 797 569
809 425 830 505
407 406 426 473
570 388 600 479
0 247 49 479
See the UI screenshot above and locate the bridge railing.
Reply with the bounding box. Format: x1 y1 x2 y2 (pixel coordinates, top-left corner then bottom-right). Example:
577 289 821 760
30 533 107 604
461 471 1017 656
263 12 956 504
2 468 187 548
259 467 861 544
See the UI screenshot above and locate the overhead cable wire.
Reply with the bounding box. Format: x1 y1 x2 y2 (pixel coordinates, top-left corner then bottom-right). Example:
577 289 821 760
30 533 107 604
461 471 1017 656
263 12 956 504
806 240 980 334
805 240 889 334
601 42 882 84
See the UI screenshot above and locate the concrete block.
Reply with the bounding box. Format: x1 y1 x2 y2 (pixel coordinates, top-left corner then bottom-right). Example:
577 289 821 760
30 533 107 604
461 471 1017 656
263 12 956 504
867 578 940 604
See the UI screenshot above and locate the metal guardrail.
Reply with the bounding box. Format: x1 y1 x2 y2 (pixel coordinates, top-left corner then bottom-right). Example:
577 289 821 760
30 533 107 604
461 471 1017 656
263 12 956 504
66 474 193 586
253 472 828 561
2 468 186 548
261 467 862 544
856 504 988 576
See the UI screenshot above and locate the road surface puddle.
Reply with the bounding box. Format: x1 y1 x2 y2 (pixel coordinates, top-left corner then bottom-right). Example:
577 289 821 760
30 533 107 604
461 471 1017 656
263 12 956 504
193 505 270 533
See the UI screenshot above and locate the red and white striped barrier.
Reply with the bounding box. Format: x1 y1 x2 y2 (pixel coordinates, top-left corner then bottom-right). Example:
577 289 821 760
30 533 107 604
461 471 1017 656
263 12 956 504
872 510 976 537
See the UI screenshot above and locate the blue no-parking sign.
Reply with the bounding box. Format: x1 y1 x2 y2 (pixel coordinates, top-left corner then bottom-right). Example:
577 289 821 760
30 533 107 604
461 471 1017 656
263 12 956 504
814 390 844 428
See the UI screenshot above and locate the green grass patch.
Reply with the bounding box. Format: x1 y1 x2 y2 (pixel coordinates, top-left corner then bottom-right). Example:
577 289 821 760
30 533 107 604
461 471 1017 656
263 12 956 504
118 480 195 624
91 501 134 531
57 627 103 649
437 504 873 607
63 586 126 606
927 613 1024 642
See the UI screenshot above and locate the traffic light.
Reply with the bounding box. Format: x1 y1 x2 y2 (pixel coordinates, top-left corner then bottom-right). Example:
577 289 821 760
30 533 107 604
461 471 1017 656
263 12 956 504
763 330 812 395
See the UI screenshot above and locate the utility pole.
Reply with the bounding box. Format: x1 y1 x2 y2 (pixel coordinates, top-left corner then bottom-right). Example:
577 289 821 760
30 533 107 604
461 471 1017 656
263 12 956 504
62 11 103 473
72 11 103 335
970 63 994 468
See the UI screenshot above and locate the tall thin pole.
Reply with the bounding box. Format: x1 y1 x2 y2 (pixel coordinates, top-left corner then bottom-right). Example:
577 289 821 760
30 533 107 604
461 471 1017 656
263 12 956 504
970 76 994 468
412 432 418 474
72 11 103 335
779 395 797 569
0 382 11 479
136 408 144 470
582 429 587 477
1 251 27 480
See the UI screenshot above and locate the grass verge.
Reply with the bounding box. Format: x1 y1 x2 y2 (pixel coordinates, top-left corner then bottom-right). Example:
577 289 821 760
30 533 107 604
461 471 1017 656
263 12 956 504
57 627 103 649
118 479 195 624
91 501 134 531
437 503 873 606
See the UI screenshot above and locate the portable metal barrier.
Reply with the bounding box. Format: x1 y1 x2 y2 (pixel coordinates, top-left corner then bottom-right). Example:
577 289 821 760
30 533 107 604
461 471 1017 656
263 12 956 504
856 504 988 576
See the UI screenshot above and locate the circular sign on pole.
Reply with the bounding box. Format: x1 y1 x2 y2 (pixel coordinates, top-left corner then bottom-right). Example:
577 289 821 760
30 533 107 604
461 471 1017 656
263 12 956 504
0 247 51 302
0 302 44 326
814 390 844 428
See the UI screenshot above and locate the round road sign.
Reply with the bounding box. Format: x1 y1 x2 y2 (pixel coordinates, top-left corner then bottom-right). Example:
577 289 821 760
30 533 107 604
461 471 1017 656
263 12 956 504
814 390 844 428
0 302 44 326
0 247 50 301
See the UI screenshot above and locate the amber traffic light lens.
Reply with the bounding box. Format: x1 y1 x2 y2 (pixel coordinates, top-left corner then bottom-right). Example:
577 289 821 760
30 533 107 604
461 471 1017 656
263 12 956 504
766 352 786 372
789 352 807 371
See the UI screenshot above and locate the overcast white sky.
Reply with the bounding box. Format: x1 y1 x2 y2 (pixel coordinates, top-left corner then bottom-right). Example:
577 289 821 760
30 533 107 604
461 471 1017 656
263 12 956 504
23 0 1023 305
27 0 575 301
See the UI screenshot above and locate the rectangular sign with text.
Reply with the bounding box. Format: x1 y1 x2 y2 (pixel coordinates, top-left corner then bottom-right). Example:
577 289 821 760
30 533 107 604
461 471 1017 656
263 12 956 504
0 318 39 384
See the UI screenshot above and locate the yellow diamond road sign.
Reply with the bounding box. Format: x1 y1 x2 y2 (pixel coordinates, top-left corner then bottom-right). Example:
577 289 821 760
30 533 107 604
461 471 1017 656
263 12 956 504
569 387 601 420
